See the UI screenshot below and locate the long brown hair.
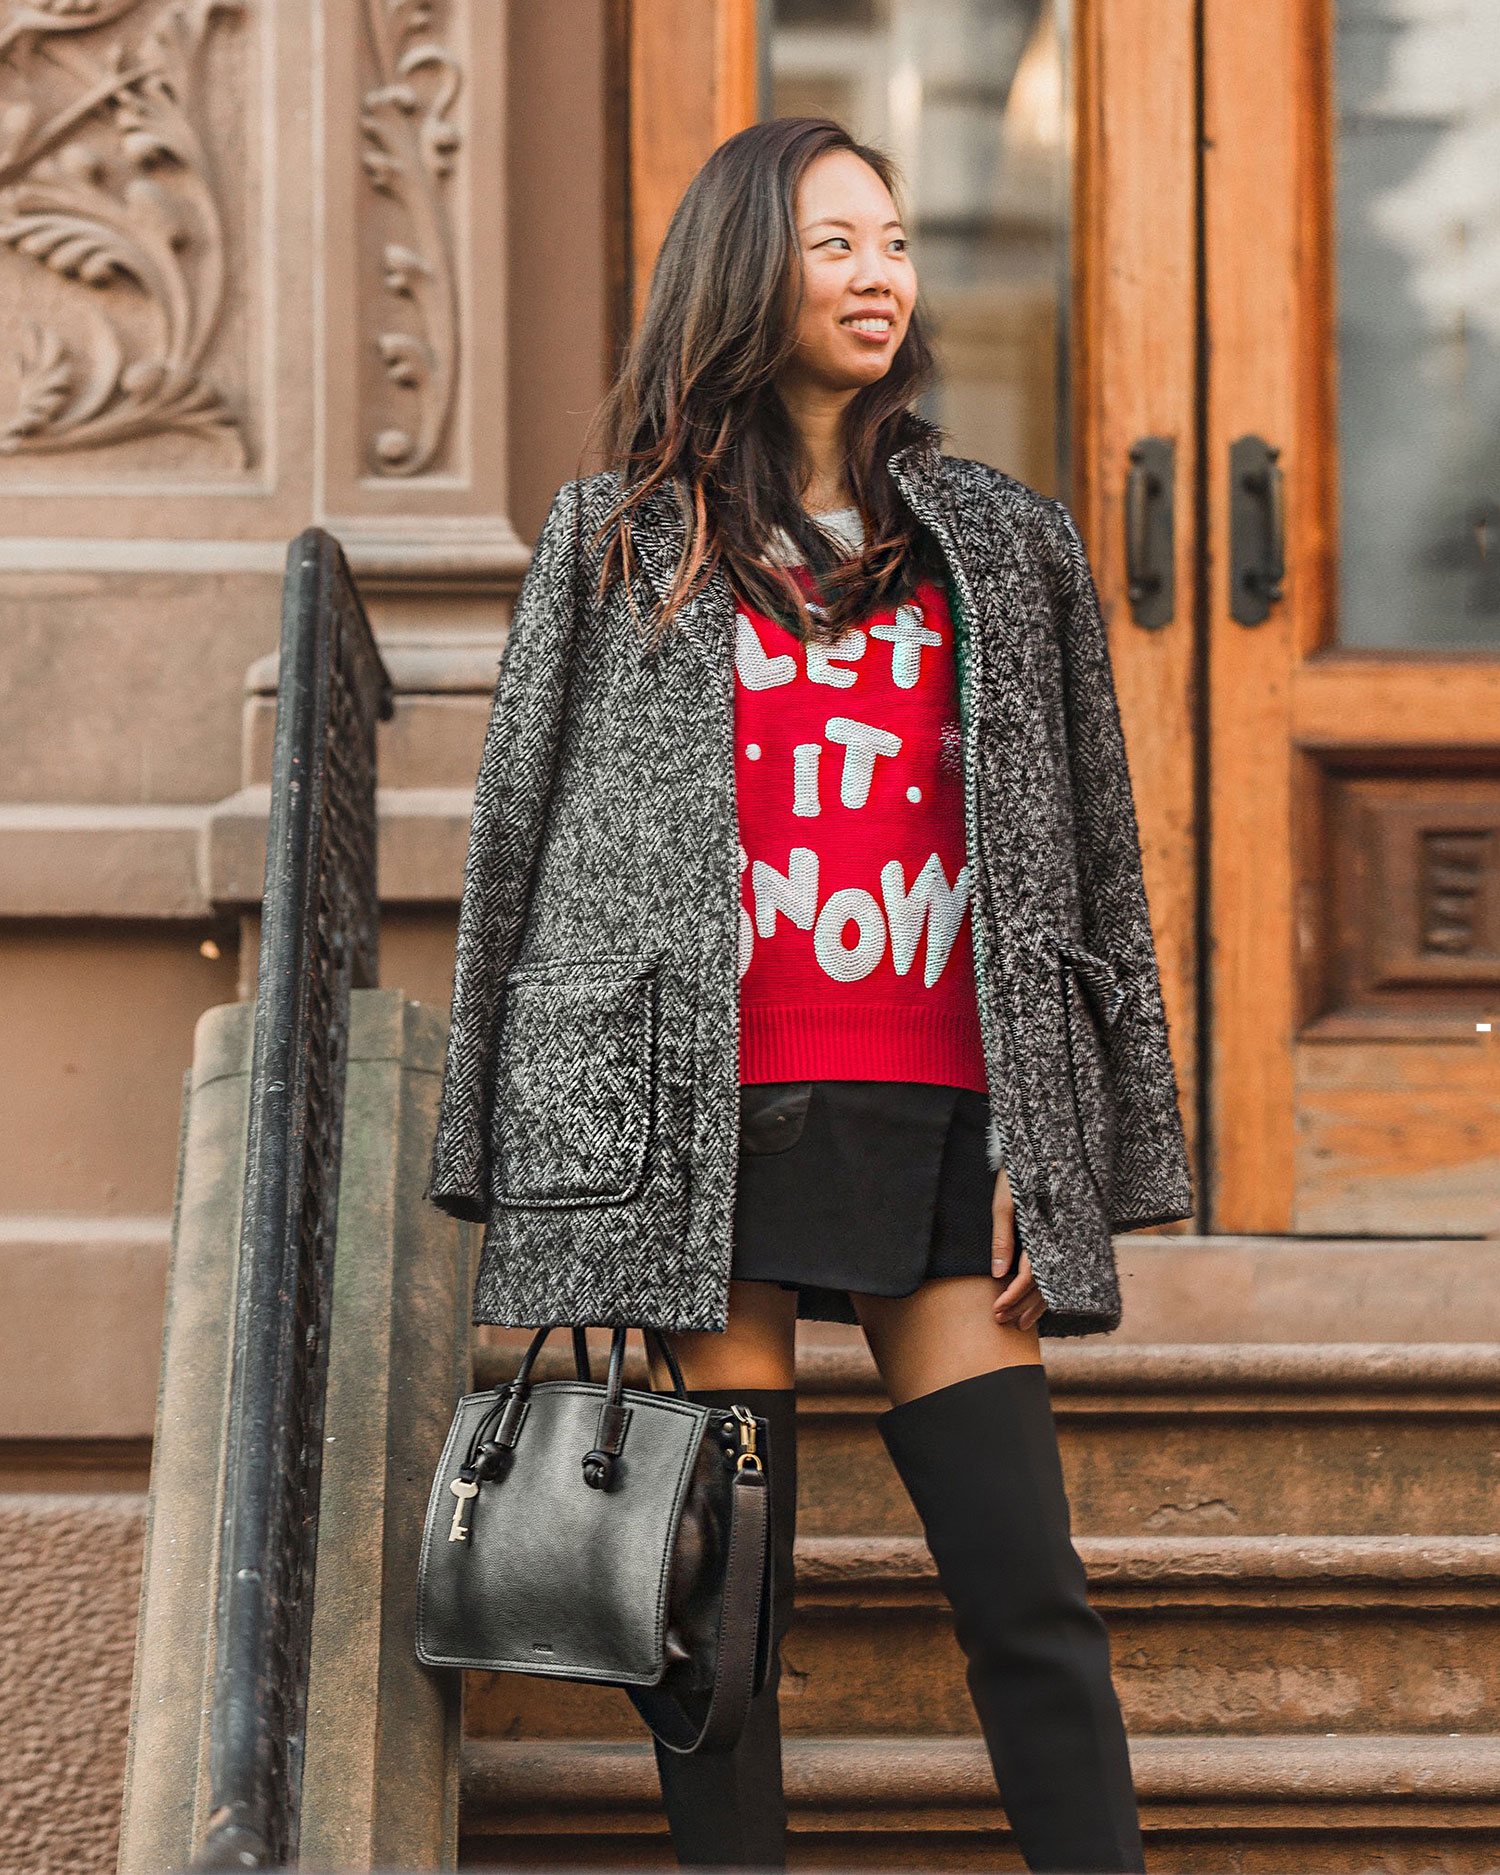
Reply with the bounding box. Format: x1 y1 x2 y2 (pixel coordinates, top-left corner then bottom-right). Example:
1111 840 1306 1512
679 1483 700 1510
582 116 945 650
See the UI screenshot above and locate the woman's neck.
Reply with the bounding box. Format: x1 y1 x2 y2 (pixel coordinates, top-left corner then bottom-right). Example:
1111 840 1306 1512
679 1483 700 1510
777 372 855 512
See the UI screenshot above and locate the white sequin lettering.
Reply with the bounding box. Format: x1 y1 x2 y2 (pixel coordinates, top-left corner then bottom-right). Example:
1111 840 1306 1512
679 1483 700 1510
824 716 903 808
806 627 866 689
813 887 887 981
753 847 819 937
735 611 796 689
870 602 941 688
738 596 966 994
738 841 753 978
792 742 822 817
880 853 971 986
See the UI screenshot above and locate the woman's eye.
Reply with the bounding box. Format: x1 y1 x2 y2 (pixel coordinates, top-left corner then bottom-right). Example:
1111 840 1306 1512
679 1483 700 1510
812 234 909 255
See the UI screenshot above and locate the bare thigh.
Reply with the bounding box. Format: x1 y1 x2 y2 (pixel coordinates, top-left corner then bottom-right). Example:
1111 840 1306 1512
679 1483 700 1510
647 1277 799 1391
852 1274 1042 1407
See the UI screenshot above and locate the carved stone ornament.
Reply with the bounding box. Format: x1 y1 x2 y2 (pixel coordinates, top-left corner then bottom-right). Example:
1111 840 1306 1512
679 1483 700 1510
359 0 461 477
0 0 246 459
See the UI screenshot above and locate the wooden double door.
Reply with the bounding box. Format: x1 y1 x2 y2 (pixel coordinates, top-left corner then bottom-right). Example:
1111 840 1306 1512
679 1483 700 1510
620 0 1500 1238
1086 0 1499 1237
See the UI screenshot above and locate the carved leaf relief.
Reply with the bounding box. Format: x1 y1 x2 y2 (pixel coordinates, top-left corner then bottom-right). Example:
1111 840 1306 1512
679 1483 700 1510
358 0 461 477
0 0 246 459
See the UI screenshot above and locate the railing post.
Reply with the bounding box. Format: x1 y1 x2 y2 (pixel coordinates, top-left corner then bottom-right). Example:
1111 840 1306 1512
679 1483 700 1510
120 528 474 1871
196 530 392 1870
297 990 473 1871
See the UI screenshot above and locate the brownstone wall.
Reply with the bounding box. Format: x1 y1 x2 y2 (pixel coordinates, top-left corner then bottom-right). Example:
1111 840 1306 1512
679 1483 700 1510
0 5 608 1869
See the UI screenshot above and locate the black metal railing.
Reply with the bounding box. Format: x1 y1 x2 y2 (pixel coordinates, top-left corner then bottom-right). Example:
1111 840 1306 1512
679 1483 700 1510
195 530 393 1870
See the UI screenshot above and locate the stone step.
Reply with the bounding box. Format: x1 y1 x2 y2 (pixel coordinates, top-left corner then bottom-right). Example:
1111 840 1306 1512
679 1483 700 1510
795 1340 1500 1537
469 1534 1500 1743
460 1731 1500 1871
474 1336 1500 1539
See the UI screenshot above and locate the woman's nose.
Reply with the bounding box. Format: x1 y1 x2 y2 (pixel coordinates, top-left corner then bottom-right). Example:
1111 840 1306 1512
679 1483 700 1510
851 250 896 293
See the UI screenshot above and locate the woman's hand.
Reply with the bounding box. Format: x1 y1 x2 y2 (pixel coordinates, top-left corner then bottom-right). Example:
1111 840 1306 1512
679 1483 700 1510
990 1166 1047 1331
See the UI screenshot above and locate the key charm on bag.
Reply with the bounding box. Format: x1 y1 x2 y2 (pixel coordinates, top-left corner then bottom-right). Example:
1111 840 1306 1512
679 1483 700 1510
415 1322 774 1756
447 1477 478 1542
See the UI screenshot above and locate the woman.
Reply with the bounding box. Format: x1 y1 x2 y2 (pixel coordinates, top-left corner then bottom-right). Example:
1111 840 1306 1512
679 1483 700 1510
425 117 1193 1872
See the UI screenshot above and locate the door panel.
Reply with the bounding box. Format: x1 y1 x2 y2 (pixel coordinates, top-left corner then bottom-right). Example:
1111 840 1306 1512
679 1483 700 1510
1332 0 1500 652
611 0 758 342
1204 0 1500 1235
1072 0 1202 1226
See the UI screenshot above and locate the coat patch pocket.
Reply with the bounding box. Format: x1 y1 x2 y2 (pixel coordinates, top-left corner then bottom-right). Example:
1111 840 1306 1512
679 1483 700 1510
489 956 656 1208
1053 939 1122 1207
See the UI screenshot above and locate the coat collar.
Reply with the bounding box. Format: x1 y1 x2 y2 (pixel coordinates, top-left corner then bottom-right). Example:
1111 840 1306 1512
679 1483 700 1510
621 433 1026 671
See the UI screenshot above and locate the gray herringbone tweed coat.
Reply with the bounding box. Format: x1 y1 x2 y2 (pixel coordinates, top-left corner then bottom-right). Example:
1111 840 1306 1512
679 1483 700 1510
423 431 1194 1336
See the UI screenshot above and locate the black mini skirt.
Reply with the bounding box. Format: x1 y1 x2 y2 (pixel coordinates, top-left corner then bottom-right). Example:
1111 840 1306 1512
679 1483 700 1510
730 1079 1009 1324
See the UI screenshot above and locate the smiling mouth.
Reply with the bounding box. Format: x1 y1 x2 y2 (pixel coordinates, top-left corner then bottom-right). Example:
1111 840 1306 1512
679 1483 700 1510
842 315 895 336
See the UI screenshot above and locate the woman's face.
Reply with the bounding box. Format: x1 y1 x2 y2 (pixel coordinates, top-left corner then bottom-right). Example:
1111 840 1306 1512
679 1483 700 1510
782 147 916 395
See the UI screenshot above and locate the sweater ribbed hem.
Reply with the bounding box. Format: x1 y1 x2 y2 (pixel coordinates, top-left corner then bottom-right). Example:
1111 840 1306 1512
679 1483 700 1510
740 1001 989 1091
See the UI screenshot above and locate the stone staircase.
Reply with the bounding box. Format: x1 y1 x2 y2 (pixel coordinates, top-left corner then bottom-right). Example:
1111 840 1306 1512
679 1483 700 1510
459 1238 1500 1872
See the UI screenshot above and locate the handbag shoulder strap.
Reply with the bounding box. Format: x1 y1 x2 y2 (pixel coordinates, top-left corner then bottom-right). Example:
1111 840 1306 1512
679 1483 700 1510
625 1463 770 1755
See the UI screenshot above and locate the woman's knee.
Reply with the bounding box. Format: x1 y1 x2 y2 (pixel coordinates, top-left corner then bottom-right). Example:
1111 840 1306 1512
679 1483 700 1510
650 1278 798 1391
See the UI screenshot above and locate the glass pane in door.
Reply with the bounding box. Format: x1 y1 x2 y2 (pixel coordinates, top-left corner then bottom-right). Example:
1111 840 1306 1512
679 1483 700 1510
1335 0 1500 648
761 0 1071 496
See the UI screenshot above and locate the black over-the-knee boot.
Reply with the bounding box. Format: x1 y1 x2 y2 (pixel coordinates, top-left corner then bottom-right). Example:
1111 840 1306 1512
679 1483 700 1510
877 1363 1144 1873
652 1385 799 1869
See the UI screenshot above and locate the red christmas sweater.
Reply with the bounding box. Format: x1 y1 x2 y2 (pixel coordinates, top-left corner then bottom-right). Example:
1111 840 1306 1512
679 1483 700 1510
733 568 988 1091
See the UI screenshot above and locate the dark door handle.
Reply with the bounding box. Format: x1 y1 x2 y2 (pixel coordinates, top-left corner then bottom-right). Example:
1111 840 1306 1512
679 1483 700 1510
1124 437 1175 629
1229 435 1286 624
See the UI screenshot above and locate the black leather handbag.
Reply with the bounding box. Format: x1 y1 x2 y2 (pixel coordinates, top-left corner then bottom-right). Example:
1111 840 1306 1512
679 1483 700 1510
415 1323 773 1754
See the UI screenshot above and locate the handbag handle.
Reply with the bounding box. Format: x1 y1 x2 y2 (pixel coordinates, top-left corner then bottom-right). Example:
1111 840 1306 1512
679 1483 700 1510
510 1322 687 1397
459 1324 690 1489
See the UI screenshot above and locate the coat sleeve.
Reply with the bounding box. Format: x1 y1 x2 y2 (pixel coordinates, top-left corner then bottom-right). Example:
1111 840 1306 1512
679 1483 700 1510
423 478 583 1223
1041 494 1195 1230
